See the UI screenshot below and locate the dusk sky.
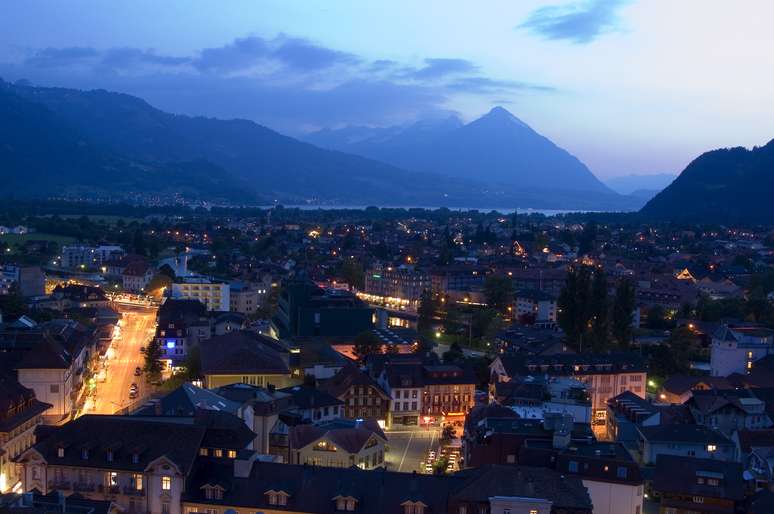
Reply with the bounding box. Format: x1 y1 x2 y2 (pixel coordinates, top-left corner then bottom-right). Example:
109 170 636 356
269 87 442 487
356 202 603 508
2 0 773 178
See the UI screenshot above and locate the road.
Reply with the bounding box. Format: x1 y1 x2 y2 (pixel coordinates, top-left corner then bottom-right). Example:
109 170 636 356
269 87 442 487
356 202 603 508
84 304 157 415
385 427 440 473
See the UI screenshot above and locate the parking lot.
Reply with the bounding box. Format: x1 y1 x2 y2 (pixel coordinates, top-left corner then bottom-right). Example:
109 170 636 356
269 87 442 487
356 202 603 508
385 427 440 473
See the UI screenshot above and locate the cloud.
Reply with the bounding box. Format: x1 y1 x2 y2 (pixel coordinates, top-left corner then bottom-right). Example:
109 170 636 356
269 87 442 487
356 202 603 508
7 33 554 132
26 47 100 67
447 77 556 94
518 0 628 44
406 58 479 79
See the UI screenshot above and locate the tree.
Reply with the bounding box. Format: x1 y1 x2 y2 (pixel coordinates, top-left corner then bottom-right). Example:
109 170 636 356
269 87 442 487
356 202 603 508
341 259 365 291
353 330 382 359
143 338 164 381
417 289 436 333
612 279 636 348
578 221 598 255
443 342 464 364
483 275 513 312
589 268 610 352
132 228 146 256
557 266 592 350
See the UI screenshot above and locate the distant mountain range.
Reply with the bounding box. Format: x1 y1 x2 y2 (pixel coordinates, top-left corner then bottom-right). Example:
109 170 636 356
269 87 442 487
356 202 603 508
308 106 616 196
641 140 774 222
1 79 644 210
604 173 676 195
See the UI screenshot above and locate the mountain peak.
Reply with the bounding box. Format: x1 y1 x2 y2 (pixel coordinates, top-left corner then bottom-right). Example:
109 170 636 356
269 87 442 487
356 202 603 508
480 106 531 129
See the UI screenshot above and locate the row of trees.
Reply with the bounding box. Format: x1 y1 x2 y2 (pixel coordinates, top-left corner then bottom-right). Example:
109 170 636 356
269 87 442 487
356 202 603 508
557 266 636 352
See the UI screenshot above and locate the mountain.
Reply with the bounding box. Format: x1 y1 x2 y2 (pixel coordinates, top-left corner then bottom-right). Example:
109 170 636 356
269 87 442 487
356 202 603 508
641 140 774 222
5 80 497 207
604 173 676 195
308 106 613 194
0 86 254 202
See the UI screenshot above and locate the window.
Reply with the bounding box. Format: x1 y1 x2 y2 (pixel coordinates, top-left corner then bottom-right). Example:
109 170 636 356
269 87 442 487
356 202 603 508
707 478 720 486
200 448 209 456
161 475 172 491
707 444 717 452
106 472 118 487
692 496 704 504
568 460 579 473
459 507 467 514
50 384 60 393
617 466 628 479
107 450 113 462
214 449 223 457
133 473 143 491
57 447 64 458
162 502 170 514
132 453 140 464
81 448 89 459
227 450 237 459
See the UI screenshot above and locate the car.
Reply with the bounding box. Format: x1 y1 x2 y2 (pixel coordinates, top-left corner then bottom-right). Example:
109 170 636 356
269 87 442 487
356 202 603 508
134 367 142 376
130 383 138 391
139 346 146 353
129 390 138 400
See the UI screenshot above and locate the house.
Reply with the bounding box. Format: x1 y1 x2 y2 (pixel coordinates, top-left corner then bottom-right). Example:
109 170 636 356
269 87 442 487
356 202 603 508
286 419 387 469
0 374 51 493
606 391 692 450
378 362 423 427
212 312 246 336
121 260 154 293
520 440 644 514
421 365 476 426
154 299 211 367
653 455 744 514
0 490 118 514
686 389 772 437
363 263 432 311
490 353 646 427
637 424 737 465
199 330 292 389
229 280 268 315
16 414 249 514
181 460 593 514
318 364 391 423
710 324 774 377
278 384 343 424
658 375 733 404
514 289 558 324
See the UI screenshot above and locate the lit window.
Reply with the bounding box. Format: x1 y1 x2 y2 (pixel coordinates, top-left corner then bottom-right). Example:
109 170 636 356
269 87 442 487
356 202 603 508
227 450 237 459
214 449 223 457
133 473 143 491
200 448 209 456
707 444 717 452
161 475 172 491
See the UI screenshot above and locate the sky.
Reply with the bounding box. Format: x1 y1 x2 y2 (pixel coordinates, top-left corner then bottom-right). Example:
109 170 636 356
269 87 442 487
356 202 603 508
1 0 773 179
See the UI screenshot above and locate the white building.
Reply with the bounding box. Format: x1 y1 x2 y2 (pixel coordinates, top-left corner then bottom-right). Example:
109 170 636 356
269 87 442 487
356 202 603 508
171 276 230 311
710 325 774 377
514 289 557 323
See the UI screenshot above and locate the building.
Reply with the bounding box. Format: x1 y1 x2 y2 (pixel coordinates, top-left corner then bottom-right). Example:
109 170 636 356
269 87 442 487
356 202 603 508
16 414 253 514
60 245 124 270
710 325 774 377
318 364 391 423
271 278 374 339
0 266 45 297
0 374 51 493
514 289 557 324
229 281 267 315
520 439 644 514
278 384 343 424
362 263 432 311
637 424 737 465
508 268 568 297
686 389 772 437
377 362 424 427
199 330 292 389
170 276 230 312
286 419 387 469
653 455 744 514
490 353 646 427
181 460 593 514
154 299 211 367
421 365 476 426
121 261 154 293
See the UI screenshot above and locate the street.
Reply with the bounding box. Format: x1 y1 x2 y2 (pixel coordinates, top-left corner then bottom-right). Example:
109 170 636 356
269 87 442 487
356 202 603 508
385 427 441 473
83 304 157 415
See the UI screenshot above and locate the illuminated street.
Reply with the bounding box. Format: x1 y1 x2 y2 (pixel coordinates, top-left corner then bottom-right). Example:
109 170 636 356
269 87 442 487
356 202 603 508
385 427 441 473
84 304 157 415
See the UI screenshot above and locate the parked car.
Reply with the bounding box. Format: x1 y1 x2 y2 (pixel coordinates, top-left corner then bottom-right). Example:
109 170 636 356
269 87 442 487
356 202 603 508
134 367 142 376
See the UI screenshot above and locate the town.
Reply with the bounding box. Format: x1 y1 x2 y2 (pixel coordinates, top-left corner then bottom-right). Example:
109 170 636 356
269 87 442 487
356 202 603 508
0 203 772 514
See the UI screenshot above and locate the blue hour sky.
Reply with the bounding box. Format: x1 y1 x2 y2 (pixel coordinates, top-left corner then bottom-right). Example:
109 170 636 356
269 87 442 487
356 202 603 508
1 0 773 178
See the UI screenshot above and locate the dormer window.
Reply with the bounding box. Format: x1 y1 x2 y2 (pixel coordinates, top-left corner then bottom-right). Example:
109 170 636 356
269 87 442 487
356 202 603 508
334 495 357 511
402 501 426 514
266 490 289 506
132 453 140 464
107 450 114 462
82 448 89 459
58 447 65 458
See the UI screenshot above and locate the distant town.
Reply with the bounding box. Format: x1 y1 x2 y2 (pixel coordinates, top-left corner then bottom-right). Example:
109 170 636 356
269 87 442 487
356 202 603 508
0 201 771 514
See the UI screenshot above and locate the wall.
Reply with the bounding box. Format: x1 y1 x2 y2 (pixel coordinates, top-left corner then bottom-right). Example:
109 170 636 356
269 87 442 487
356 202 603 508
583 479 643 514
